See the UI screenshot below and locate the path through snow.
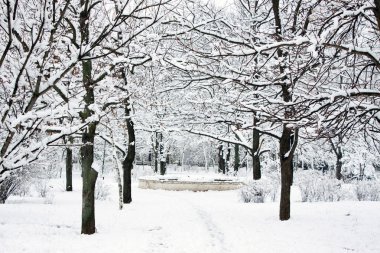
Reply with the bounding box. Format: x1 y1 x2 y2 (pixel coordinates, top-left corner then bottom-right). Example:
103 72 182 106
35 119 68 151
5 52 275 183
0 177 380 253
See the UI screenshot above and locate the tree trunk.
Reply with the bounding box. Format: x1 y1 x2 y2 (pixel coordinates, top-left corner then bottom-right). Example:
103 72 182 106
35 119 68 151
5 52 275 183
336 152 343 180
66 141 73 191
279 125 296 221
123 96 135 204
280 157 292 221
335 140 343 180
252 155 261 180
159 133 166 175
252 127 261 180
160 160 166 175
289 134 295 185
234 143 239 173
154 132 158 173
271 0 298 220
373 0 380 31
80 1 98 234
226 143 231 174
112 149 123 210
80 121 98 234
218 144 225 174
101 139 107 175
329 136 343 180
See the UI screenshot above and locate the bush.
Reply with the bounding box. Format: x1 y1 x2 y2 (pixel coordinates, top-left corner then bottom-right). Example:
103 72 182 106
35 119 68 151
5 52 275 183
0 170 31 203
34 179 52 198
33 178 55 204
241 184 265 203
295 170 344 202
44 191 55 204
0 176 20 203
355 180 380 201
240 176 279 203
95 180 110 200
12 181 32 197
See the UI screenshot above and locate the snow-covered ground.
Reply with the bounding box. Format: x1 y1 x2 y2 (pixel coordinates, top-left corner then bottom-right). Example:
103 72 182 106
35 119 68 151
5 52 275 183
1 173 380 253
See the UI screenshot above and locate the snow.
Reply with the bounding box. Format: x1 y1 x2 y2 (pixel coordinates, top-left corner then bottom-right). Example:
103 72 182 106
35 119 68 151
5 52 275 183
1 173 380 253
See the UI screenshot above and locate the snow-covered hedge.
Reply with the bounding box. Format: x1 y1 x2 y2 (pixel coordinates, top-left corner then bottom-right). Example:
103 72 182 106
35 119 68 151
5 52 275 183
355 180 380 201
240 175 279 203
294 171 344 202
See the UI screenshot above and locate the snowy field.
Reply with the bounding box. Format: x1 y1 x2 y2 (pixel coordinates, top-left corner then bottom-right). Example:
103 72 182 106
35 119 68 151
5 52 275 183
1 173 380 253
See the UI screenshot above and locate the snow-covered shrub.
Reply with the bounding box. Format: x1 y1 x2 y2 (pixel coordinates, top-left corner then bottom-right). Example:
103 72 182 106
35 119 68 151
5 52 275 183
95 180 110 200
34 179 51 198
13 179 32 197
354 180 380 201
240 176 279 203
295 170 343 202
44 191 55 204
0 176 20 203
0 170 32 202
241 184 264 203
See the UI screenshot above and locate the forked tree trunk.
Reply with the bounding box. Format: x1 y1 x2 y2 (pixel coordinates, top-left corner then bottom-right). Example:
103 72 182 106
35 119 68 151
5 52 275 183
80 1 98 234
123 97 135 204
271 0 298 221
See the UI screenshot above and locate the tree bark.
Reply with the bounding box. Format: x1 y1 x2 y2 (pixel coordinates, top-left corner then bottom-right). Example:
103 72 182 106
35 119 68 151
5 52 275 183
80 0 98 235
154 132 158 173
336 153 343 180
279 126 293 221
252 155 261 180
218 144 225 174
122 96 135 204
252 123 261 180
159 132 166 175
80 120 98 234
328 136 343 180
373 0 380 31
65 137 73 191
112 149 123 210
234 143 239 173
226 143 231 173
334 145 343 180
